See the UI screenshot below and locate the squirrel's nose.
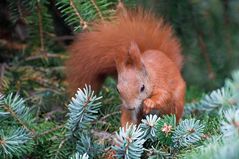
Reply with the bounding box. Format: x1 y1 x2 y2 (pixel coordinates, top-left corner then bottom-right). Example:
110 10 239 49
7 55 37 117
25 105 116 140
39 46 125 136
126 107 135 110
123 103 136 110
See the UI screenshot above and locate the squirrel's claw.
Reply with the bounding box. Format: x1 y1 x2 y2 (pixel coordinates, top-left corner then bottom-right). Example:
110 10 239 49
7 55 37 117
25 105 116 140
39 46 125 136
143 98 156 114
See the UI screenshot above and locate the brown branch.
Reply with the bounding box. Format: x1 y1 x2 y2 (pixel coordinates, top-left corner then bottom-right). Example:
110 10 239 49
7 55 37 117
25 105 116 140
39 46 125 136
47 34 75 41
0 39 27 50
222 0 233 60
33 124 65 139
89 0 104 20
0 63 6 92
197 31 215 80
69 0 88 29
36 2 44 52
99 111 120 121
25 52 67 61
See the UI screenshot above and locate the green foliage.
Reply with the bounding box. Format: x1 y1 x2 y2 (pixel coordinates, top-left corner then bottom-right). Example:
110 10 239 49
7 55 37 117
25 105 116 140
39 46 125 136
56 0 117 31
173 119 204 148
221 108 239 138
66 85 102 135
155 115 176 145
0 85 104 158
0 93 34 127
7 0 36 23
65 85 104 157
0 94 34 158
180 136 239 159
70 152 89 159
0 128 32 158
140 114 160 142
112 124 146 159
76 134 103 157
185 70 239 115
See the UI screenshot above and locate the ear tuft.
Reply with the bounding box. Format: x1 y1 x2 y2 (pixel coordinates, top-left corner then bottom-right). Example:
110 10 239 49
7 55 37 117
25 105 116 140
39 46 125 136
129 41 140 56
114 54 125 72
128 41 143 69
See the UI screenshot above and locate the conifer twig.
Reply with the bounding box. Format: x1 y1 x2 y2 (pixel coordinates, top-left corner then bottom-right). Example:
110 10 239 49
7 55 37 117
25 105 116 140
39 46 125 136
89 0 104 20
36 1 44 52
69 0 88 29
17 0 24 21
54 138 68 159
99 111 120 121
2 104 35 134
34 124 65 139
25 52 67 61
0 39 27 50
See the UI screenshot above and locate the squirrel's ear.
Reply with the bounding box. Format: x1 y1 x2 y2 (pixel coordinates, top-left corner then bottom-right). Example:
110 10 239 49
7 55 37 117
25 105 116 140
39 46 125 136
116 1 128 18
114 54 125 72
128 41 144 69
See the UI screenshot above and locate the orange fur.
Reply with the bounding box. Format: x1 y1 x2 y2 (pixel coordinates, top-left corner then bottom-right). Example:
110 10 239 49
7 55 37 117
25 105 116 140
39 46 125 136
66 9 182 93
66 8 185 127
118 47 185 127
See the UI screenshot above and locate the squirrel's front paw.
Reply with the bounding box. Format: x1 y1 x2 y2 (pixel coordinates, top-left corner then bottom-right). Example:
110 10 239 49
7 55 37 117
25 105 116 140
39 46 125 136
143 98 156 114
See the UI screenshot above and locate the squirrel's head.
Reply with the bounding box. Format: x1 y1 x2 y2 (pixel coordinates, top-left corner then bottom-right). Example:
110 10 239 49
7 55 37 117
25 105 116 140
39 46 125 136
115 41 152 110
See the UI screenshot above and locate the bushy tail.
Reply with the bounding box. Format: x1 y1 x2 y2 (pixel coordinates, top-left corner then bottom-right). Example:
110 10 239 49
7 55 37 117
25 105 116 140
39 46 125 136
66 9 183 93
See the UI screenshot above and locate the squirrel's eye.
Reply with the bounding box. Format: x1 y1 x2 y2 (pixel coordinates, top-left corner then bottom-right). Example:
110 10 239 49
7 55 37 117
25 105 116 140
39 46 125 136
116 87 120 94
140 85 145 92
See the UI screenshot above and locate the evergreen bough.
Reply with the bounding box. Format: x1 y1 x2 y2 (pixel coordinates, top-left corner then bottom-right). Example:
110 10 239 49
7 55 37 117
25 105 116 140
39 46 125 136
173 119 204 147
140 114 160 142
56 0 117 31
0 85 103 158
185 70 239 115
155 115 176 145
0 93 34 157
112 124 145 159
70 152 89 159
0 128 32 158
66 85 102 135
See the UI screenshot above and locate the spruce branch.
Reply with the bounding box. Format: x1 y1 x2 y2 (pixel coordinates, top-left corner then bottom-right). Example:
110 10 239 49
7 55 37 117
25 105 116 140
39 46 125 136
0 93 35 133
200 87 235 112
89 0 104 20
7 0 35 23
155 115 176 145
184 70 239 116
112 124 146 159
181 136 239 159
172 119 204 147
33 124 65 139
66 85 102 135
54 138 68 159
69 0 88 30
71 152 89 159
221 108 239 138
0 128 32 158
140 114 160 142
76 134 102 157
57 0 116 31
225 70 239 94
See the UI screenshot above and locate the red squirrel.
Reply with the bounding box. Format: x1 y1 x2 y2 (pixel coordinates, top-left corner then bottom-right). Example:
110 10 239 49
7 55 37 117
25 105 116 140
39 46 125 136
66 8 186 127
